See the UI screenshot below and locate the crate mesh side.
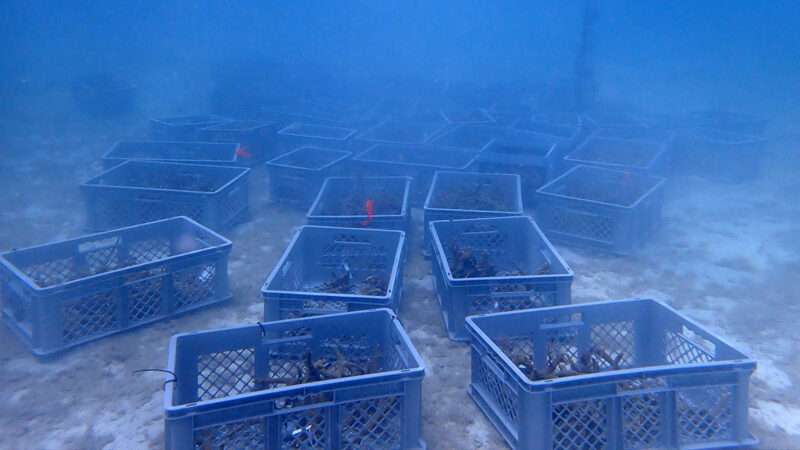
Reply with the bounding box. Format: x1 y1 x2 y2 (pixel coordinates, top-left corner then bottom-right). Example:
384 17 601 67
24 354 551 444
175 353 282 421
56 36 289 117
665 331 714 364
475 352 519 423
590 321 635 368
281 408 328 449
552 399 608 449
468 285 558 316
197 347 256 401
622 393 663 448
549 207 615 243
194 417 265 450
129 238 172 262
23 256 76 288
340 396 402 449
62 291 119 343
137 198 205 224
126 277 163 323
318 233 390 275
173 263 217 310
677 385 734 444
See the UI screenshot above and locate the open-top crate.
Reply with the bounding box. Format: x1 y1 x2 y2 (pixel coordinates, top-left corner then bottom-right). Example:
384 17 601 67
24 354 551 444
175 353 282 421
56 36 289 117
564 136 670 175
150 114 230 141
0 216 232 357
82 161 250 232
423 171 523 252
164 308 426 449
102 141 240 169
466 298 757 450
277 122 357 153
672 128 766 182
536 165 666 254
429 124 503 152
429 216 573 341
265 146 352 207
475 129 561 206
262 225 405 320
307 176 412 232
352 144 478 206
199 120 282 164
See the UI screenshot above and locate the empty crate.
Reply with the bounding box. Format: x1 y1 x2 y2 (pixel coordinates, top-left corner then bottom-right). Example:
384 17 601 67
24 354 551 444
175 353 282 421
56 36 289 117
150 114 229 141
429 216 573 341
423 171 523 252
536 165 666 254
265 146 352 207
564 136 670 175
466 298 757 450
353 144 478 206
102 141 240 169
164 309 426 449
475 130 561 205
82 161 250 231
429 124 503 152
0 216 232 357
262 226 405 320
672 128 766 182
277 122 357 153
307 176 412 232
199 120 282 164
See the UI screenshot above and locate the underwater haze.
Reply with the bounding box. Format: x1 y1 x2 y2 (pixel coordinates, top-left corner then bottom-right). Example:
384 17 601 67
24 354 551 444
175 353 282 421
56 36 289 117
1 1 799 449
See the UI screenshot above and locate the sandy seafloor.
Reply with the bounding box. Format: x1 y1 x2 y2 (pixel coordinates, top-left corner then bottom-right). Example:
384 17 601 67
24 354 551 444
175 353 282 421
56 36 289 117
0 119 798 450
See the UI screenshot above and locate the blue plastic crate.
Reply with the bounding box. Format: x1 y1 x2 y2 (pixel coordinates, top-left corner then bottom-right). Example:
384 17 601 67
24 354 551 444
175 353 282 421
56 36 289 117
0 216 232 357
262 225 405 320
429 124 503 152
672 128 766 183
466 298 757 450
265 146 352 208
423 171 523 253
82 161 250 232
355 119 448 146
429 216 573 341
277 122 358 154
102 141 241 169
564 136 670 175
440 107 495 125
307 176 412 232
536 165 666 254
352 143 479 206
150 114 230 141
199 120 282 164
164 308 426 450
475 129 561 207
513 113 589 176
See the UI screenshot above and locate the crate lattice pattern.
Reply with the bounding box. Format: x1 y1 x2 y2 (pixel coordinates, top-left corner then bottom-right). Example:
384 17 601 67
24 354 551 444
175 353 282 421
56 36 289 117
476 351 519 423
198 348 256 401
552 399 609 449
665 330 714 365
62 291 119 343
126 277 163 323
550 207 615 243
318 233 390 275
622 393 663 448
282 408 327 448
173 264 216 310
591 321 635 368
677 385 734 444
468 285 557 316
341 396 402 449
194 417 264 450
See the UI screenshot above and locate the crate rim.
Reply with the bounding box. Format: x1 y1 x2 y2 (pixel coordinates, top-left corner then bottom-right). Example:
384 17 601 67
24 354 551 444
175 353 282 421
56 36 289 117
439 107 496 125
536 164 666 209
429 215 574 284
564 135 668 170
306 176 412 220
0 216 232 293
261 225 406 301
429 123 502 152
81 160 251 195
163 308 425 416
511 115 583 142
423 170 524 214
684 126 767 144
354 118 449 145
353 143 479 170
481 135 559 160
465 298 756 393
150 114 230 127
102 140 242 165
277 121 357 141
199 119 280 133
264 145 352 171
